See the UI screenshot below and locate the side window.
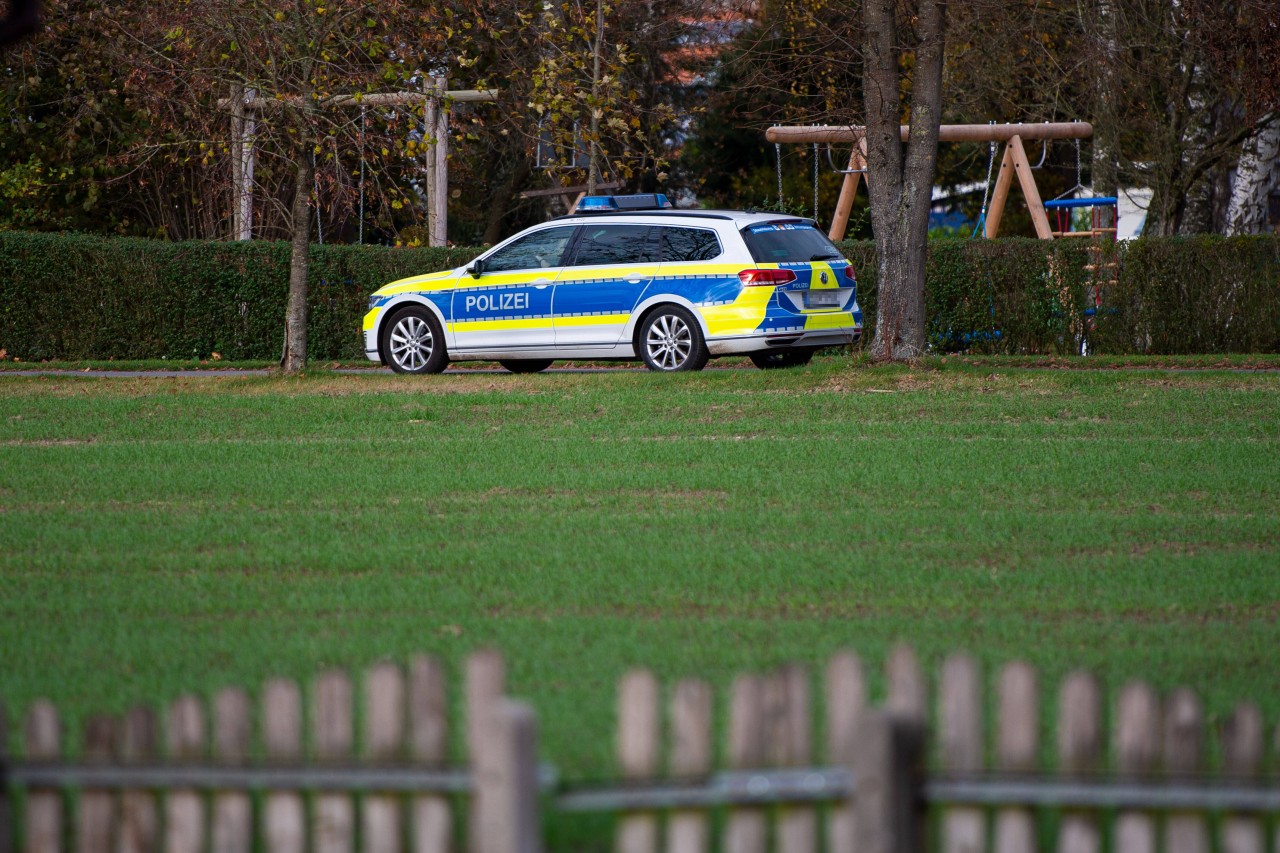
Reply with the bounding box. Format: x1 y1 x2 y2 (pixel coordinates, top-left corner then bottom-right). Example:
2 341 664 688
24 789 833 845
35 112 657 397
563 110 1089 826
661 227 722 262
568 225 658 266
483 227 577 272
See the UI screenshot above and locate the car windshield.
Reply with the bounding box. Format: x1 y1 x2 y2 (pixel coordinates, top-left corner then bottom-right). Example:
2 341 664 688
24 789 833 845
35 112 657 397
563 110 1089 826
740 221 843 264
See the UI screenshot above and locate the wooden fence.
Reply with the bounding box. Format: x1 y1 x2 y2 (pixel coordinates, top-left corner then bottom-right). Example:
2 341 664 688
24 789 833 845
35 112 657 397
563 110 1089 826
3 647 1278 853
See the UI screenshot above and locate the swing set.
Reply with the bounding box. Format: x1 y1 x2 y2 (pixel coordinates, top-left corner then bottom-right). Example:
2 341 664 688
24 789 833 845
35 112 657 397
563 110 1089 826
763 121 1116 244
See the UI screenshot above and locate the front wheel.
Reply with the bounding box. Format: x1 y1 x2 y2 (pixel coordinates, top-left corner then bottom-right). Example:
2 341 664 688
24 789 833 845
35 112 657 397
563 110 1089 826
749 349 814 370
638 306 709 372
499 359 554 374
382 306 448 374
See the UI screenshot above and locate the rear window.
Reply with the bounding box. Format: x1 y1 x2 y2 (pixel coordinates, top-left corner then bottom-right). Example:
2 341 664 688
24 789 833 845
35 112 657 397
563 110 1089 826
740 221 843 264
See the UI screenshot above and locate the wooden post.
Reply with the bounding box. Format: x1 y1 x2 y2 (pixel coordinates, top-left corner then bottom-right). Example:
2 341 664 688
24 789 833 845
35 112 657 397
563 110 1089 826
772 666 814 853
364 663 406 853
424 77 449 248
615 670 658 853
313 671 355 853
1114 682 1160 853
475 701 539 853
262 679 305 853
468 650 506 853
724 675 765 853
667 680 711 853
1164 689 1207 853
994 662 1037 853
164 696 206 853
424 85 438 246
984 143 1016 239
1220 703 1263 853
409 656 450 853
825 652 865 853
212 688 252 853
1006 135 1054 239
851 710 925 853
939 654 984 853
77 717 116 853
119 707 159 853
827 137 868 243
1056 672 1100 853
24 701 61 853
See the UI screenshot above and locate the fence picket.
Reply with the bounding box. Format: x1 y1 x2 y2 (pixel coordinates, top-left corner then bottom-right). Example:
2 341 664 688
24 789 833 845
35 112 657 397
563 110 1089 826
119 707 159 853
211 688 252 853
1220 703 1262 853
364 663 405 853
24 701 62 853
0 702 10 853
77 717 116 853
774 665 814 853
165 696 205 853
313 671 355 853
480 701 539 853
824 652 864 853
1056 672 1100 853
408 656 450 853
263 679 305 853
994 662 1036 853
851 710 925 853
1114 682 1160 853
467 650 506 853
724 674 765 853
886 646 926 722
940 654 984 853
615 670 658 853
667 680 712 853
1164 689 1207 853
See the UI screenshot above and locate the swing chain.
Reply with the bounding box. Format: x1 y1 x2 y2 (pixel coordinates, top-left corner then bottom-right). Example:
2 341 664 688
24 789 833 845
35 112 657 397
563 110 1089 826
972 121 998 238
813 142 819 221
775 142 783 211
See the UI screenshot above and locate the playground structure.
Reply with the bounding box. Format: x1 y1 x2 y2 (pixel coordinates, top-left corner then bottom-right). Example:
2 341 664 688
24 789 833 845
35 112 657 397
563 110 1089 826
764 122 1110 243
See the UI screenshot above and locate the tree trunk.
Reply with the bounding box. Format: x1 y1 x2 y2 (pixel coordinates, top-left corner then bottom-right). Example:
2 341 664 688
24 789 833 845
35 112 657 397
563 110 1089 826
1225 114 1280 234
863 0 946 362
280 156 312 372
586 0 605 195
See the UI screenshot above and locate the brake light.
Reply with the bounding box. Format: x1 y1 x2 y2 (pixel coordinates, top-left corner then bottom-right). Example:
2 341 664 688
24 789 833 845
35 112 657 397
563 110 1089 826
844 265 856 282
738 269 797 286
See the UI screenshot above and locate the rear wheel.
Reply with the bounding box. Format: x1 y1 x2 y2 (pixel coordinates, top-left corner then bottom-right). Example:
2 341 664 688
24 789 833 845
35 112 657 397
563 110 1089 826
638 306 709 372
382 306 448 374
499 359 554 374
749 349 815 370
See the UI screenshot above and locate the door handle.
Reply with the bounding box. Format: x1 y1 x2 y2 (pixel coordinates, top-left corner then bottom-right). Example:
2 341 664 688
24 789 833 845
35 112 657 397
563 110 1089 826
626 278 644 284
532 279 552 288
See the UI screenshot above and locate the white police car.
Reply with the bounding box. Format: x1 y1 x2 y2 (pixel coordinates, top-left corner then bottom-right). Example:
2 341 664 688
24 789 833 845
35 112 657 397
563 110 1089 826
362 194 861 373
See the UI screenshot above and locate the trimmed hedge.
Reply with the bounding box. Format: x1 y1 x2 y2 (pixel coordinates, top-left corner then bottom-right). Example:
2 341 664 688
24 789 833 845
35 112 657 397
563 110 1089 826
1 231 1277 360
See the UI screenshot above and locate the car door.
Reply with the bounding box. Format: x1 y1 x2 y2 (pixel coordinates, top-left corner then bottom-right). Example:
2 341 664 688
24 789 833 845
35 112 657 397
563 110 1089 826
553 224 659 347
452 225 579 354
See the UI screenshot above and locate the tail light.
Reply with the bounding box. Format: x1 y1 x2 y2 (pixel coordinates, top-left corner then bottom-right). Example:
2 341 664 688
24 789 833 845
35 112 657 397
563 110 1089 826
738 269 797 286
843 265 856 282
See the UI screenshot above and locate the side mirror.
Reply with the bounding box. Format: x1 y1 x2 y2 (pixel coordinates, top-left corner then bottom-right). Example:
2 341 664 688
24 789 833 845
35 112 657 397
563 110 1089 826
466 259 485 277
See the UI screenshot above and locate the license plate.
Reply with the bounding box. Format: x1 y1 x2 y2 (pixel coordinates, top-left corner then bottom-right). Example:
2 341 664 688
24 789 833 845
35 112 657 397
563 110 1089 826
806 291 839 308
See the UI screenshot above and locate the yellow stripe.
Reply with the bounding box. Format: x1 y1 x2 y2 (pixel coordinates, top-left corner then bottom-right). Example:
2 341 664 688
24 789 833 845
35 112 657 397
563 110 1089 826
658 262 776 277
802 311 858 332
700 286 775 337
810 262 839 289
362 307 382 332
553 314 630 328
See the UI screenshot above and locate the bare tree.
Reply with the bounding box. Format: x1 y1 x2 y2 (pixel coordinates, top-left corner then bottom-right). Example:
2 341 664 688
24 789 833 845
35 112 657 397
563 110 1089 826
863 0 947 362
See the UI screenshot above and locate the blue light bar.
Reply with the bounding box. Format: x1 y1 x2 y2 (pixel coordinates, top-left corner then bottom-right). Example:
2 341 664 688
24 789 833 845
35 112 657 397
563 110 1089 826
575 194 672 213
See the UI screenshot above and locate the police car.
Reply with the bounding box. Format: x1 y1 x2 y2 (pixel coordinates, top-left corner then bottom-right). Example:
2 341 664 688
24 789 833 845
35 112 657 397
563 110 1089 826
362 194 862 373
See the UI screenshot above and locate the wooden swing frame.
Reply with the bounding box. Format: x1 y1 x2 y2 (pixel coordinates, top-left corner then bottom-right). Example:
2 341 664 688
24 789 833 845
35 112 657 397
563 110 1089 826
764 122 1094 242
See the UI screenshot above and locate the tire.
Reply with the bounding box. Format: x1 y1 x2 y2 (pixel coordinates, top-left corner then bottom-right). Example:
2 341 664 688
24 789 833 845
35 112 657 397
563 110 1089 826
749 349 815 370
382 306 448 374
638 305 709 372
499 359 554 374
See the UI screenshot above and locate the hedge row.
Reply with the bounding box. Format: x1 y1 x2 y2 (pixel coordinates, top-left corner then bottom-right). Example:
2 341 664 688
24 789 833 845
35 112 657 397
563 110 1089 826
1 230 1277 360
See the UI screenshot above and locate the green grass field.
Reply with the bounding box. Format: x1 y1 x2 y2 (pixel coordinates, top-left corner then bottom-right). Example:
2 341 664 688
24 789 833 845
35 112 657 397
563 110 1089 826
2 357 1278 775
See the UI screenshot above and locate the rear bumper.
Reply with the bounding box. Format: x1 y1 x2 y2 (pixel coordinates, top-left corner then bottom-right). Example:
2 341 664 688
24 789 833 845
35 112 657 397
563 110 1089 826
707 326 861 356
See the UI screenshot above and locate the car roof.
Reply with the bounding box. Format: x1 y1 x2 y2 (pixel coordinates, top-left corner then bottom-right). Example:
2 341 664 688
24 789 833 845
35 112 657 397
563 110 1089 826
550 210 819 228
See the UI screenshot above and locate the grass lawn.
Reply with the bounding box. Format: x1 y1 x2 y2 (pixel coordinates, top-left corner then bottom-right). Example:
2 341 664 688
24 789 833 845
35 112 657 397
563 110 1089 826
1 356 1278 777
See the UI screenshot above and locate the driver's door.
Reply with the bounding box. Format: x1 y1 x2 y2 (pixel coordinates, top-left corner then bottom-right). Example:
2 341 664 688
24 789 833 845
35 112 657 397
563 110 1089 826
451 225 580 354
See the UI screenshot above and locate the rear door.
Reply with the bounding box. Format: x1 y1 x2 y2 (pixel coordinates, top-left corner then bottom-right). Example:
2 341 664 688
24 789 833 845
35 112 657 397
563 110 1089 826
553 223 659 347
452 225 578 353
